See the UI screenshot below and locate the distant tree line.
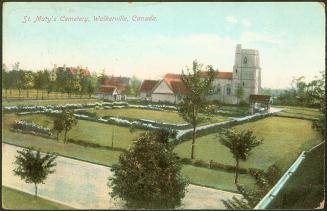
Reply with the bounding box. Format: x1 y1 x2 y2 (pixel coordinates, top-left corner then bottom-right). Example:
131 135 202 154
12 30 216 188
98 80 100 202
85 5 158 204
272 72 325 108
2 66 142 99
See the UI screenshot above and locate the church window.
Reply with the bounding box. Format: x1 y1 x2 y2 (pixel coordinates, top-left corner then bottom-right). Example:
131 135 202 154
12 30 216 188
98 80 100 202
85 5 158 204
235 69 238 73
216 85 221 94
227 87 231 96
243 82 245 86
243 57 247 64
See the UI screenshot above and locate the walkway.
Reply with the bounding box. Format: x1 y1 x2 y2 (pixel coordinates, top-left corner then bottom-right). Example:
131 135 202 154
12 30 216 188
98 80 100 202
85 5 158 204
2 143 241 209
176 107 283 139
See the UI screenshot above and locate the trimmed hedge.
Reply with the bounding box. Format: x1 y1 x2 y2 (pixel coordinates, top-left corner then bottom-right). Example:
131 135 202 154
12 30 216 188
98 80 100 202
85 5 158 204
10 120 52 137
179 157 248 174
67 138 127 153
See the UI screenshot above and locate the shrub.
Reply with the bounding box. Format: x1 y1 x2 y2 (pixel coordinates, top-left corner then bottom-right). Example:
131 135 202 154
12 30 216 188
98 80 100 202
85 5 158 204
75 110 98 118
10 120 52 137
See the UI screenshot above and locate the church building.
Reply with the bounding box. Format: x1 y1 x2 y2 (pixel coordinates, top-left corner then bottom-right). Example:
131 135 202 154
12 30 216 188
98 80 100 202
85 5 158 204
142 44 261 104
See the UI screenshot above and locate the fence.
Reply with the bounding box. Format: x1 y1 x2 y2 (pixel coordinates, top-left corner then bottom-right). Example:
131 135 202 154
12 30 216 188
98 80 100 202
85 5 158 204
254 140 325 209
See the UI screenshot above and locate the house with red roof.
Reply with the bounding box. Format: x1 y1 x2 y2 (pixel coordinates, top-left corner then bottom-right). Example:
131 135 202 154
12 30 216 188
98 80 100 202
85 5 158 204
96 85 122 101
139 80 159 100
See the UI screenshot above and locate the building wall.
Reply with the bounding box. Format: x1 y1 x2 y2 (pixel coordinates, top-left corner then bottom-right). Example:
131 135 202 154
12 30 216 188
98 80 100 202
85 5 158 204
152 93 176 103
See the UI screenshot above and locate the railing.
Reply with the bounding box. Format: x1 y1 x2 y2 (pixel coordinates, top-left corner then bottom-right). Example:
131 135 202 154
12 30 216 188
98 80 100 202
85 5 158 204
254 140 325 209
254 151 306 209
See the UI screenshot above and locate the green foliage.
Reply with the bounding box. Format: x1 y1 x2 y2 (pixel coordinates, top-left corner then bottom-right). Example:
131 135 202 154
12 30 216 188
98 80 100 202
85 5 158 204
13 148 57 199
178 60 215 159
53 109 77 143
109 129 189 209
126 75 142 96
219 129 263 184
222 164 282 209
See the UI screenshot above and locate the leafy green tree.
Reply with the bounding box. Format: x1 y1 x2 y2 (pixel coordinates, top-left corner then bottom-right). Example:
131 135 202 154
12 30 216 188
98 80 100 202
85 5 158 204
219 129 262 184
307 72 325 137
13 148 57 199
127 76 142 96
178 60 215 159
61 109 78 143
109 130 189 209
53 115 65 141
22 71 34 98
2 69 10 99
33 71 45 99
86 73 98 98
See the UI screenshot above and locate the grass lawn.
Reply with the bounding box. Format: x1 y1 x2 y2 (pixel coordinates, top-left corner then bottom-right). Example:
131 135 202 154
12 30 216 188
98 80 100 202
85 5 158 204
2 98 100 107
7 113 145 150
267 142 325 209
174 117 322 172
274 105 321 120
3 113 250 193
181 165 256 192
2 88 95 100
94 108 227 125
2 186 73 210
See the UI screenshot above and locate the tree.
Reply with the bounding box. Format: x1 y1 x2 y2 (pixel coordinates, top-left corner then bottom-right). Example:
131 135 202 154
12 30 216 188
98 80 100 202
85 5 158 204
219 129 262 184
127 76 142 96
22 71 34 98
235 86 245 104
109 130 189 209
13 148 57 199
307 72 325 137
178 60 215 159
53 115 65 141
222 164 281 209
34 71 45 99
2 69 10 100
61 109 78 143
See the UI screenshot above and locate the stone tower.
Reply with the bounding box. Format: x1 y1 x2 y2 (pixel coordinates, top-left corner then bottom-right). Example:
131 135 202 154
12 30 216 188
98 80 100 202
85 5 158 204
232 44 261 103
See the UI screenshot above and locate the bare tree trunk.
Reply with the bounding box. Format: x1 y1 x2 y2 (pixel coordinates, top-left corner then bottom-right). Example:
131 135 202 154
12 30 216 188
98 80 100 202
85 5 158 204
41 90 44 100
235 158 239 184
34 183 37 199
191 125 196 159
36 89 39 99
64 130 68 143
191 105 196 160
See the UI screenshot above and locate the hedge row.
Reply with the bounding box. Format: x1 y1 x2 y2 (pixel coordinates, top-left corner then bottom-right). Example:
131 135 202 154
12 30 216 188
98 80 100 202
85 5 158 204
179 157 248 174
175 112 274 143
67 138 127 153
10 120 53 137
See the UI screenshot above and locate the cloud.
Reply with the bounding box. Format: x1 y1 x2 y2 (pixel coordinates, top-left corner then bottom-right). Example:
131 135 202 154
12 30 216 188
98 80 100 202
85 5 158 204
225 16 238 24
240 19 252 27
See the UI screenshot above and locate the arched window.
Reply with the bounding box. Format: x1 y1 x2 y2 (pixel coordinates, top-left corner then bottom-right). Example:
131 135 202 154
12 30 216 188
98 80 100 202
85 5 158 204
243 57 247 64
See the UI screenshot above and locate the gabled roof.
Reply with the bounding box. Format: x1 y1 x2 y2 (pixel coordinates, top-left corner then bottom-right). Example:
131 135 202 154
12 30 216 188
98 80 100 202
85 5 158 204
98 85 117 94
140 80 159 92
163 73 187 95
198 71 233 79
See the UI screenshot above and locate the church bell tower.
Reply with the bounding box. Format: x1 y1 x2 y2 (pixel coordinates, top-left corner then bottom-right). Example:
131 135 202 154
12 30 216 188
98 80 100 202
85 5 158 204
232 44 261 103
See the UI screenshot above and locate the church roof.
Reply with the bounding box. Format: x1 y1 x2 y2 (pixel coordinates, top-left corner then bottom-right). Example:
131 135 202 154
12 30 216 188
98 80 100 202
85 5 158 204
198 71 233 79
140 80 159 92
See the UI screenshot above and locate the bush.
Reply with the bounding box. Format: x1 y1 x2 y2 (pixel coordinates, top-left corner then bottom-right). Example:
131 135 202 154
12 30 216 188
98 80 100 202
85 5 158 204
10 120 52 137
75 110 98 118
192 159 209 168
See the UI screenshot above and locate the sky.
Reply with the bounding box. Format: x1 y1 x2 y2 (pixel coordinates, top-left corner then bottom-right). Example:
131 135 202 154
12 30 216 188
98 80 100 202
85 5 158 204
3 2 325 89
